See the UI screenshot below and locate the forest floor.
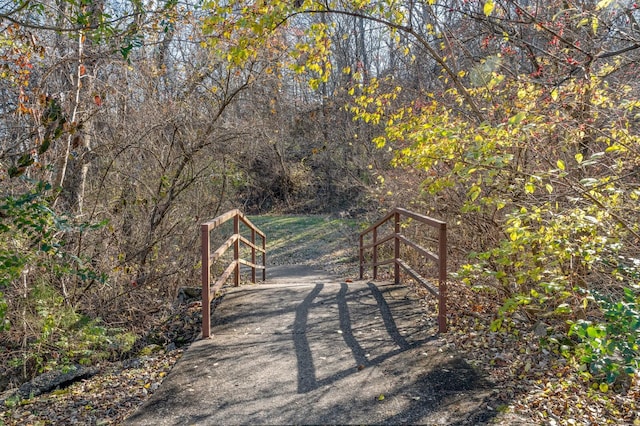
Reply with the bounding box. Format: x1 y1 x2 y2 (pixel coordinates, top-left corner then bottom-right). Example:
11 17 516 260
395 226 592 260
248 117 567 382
1 214 639 425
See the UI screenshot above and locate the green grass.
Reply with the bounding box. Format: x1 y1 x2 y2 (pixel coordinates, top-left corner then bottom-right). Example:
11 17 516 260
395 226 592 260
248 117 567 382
247 215 360 267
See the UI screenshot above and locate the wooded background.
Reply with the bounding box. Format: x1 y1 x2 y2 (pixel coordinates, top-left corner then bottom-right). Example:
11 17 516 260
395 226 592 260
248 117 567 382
1 0 639 391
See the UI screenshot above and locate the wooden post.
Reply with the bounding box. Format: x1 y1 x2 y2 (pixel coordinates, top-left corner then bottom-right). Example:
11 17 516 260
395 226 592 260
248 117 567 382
372 227 378 280
262 234 266 281
233 215 240 287
201 224 211 338
438 223 447 333
394 211 400 285
251 228 256 283
359 233 364 280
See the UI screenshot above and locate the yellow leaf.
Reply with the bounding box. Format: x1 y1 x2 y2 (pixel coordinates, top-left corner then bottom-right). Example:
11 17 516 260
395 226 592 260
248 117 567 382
551 89 559 101
599 382 609 392
469 186 481 201
484 0 495 16
557 159 565 170
524 182 535 194
596 0 613 10
575 153 583 163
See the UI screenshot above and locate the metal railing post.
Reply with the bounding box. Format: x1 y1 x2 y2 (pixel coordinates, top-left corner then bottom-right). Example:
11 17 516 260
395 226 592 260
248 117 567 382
201 224 211 339
438 223 447 333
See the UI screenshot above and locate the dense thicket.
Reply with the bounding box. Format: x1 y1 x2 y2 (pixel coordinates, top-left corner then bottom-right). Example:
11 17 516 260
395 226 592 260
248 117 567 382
1 0 639 390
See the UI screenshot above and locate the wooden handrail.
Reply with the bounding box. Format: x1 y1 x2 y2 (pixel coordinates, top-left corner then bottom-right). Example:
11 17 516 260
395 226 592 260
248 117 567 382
359 208 447 333
201 209 266 338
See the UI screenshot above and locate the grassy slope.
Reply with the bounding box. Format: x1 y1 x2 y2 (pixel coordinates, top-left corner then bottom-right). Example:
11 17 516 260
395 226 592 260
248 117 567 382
248 215 361 277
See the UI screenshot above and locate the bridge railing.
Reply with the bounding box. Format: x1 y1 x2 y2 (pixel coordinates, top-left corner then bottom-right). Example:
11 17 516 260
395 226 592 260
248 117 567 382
201 209 266 338
359 207 447 333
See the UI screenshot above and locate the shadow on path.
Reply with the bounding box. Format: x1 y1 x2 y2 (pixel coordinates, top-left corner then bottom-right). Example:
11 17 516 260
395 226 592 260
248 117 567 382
126 274 496 425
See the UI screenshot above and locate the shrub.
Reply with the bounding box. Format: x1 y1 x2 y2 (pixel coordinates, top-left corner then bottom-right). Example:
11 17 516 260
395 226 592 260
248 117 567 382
569 287 640 384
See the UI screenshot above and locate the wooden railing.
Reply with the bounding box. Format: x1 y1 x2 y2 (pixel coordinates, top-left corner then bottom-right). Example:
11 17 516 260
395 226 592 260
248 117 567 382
359 208 447 333
201 209 266 338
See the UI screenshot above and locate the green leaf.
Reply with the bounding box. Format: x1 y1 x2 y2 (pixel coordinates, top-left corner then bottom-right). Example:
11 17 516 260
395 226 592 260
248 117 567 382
586 325 604 338
490 317 503 331
38 139 51 155
468 185 481 202
18 153 34 168
8 166 24 178
508 112 526 125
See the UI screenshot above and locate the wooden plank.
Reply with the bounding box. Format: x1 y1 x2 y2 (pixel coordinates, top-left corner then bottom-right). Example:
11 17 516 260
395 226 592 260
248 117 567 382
238 258 266 269
201 209 240 231
395 207 446 228
359 208 445 241
239 235 266 253
397 234 439 264
360 232 395 251
359 210 394 237
210 234 239 263
210 261 238 295
238 214 266 238
396 259 440 297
